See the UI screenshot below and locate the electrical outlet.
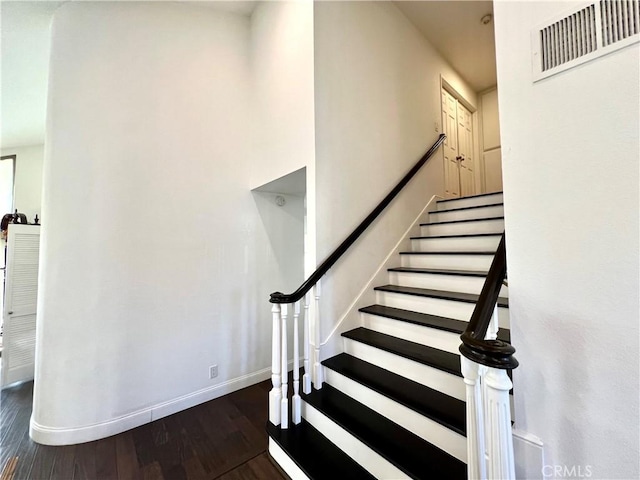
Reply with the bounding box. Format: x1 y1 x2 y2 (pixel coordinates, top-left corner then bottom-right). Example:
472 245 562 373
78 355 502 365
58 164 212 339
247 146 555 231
209 365 218 379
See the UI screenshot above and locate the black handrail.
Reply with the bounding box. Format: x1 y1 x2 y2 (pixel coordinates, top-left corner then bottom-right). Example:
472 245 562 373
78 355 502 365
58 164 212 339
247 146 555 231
459 233 519 369
270 134 446 304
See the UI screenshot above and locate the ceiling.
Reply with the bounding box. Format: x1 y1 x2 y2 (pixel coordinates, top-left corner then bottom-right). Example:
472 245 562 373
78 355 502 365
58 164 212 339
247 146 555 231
394 1 497 92
0 0 497 150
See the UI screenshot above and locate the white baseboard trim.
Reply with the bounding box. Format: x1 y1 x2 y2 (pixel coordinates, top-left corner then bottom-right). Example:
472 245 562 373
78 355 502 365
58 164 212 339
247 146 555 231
320 195 442 349
513 429 545 480
30 361 293 446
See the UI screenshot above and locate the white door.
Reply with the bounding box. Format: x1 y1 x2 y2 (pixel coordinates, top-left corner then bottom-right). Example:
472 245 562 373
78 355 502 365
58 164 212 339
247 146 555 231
457 102 475 197
441 88 476 198
2 224 40 387
441 89 461 198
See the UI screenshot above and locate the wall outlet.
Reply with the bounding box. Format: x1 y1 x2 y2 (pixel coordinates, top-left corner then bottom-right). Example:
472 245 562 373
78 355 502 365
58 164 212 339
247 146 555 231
209 365 218 379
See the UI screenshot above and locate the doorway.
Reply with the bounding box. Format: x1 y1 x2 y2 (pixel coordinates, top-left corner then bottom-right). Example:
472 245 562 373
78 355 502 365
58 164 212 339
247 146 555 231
441 86 476 198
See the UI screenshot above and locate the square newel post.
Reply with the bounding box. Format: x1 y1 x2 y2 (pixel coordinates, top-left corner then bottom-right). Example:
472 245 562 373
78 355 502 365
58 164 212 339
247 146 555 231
461 356 487 480
485 367 515 480
269 303 282 426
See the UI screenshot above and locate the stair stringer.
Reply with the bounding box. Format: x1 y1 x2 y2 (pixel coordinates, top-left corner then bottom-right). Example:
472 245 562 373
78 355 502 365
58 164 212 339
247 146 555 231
318 195 443 361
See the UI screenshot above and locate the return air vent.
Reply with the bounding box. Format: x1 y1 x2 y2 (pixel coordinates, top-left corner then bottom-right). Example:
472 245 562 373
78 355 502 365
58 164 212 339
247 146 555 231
532 0 640 81
601 0 640 46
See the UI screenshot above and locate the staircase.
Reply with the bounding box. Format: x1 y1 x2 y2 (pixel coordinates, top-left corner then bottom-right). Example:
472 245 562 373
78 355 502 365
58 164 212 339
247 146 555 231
267 191 510 479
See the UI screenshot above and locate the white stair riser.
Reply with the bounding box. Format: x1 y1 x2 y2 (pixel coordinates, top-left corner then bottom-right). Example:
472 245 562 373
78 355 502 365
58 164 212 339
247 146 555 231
429 204 504 223
420 219 504 237
400 253 493 271
436 193 503 211
389 271 508 296
302 402 410 479
361 313 462 354
343 338 465 401
269 439 311 480
324 369 467 462
375 290 510 328
411 235 501 252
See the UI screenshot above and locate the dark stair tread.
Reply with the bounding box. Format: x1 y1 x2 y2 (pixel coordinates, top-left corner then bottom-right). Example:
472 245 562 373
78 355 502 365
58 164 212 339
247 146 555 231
410 232 503 240
323 353 466 435
420 215 504 226
374 284 509 308
359 304 511 343
342 327 462 377
303 384 466 479
388 267 488 276
267 419 376 480
436 191 503 203
433 202 504 214
399 250 496 255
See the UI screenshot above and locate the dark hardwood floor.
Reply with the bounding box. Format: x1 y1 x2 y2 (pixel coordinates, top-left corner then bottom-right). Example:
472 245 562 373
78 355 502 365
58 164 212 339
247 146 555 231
0 380 286 480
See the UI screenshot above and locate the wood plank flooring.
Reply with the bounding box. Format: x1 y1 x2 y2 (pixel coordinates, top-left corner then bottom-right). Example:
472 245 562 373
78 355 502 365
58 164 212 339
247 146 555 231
0 380 286 480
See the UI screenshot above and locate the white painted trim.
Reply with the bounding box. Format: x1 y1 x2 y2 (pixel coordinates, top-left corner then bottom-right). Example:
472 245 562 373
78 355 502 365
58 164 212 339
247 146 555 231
30 362 294 445
269 438 311 480
361 313 461 354
319 195 442 347
303 401 410 479
324 368 467 462
343 339 466 401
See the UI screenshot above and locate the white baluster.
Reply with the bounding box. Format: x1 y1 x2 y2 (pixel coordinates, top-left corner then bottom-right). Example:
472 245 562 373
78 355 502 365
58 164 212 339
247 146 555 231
461 356 487 480
313 282 324 389
485 367 516 480
269 303 282 426
486 303 499 341
303 293 312 394
292 301 302 424
280 303 289 429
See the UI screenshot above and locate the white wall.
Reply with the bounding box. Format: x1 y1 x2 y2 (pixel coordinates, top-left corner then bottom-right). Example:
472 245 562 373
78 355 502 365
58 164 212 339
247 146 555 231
1 144 44 221
494 2 639 478
313 1 476 354
250 1 316 276
33 2 289 445
479 89 503 193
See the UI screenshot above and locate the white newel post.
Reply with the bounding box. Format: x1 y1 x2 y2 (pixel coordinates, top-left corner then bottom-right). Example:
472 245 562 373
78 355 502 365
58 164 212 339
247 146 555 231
313 282 324 389
461 356 487 480
292 301 302 424
270 303 282 426
280 304 289 429
303 293 312 394
485 367 515 480
482 303 500 451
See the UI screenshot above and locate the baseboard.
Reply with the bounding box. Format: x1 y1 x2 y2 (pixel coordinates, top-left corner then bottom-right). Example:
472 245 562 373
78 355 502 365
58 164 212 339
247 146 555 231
30 362 293 446
513 429 544 480
320 195 442 358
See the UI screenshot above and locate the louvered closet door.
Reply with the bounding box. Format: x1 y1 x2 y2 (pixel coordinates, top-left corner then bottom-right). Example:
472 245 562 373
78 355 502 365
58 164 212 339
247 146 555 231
2 225 40 387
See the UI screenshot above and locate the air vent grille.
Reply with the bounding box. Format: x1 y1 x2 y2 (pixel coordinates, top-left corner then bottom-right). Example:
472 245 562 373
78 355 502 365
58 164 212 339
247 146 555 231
540 5 597 71
601 0 640 46
533 0 640 81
